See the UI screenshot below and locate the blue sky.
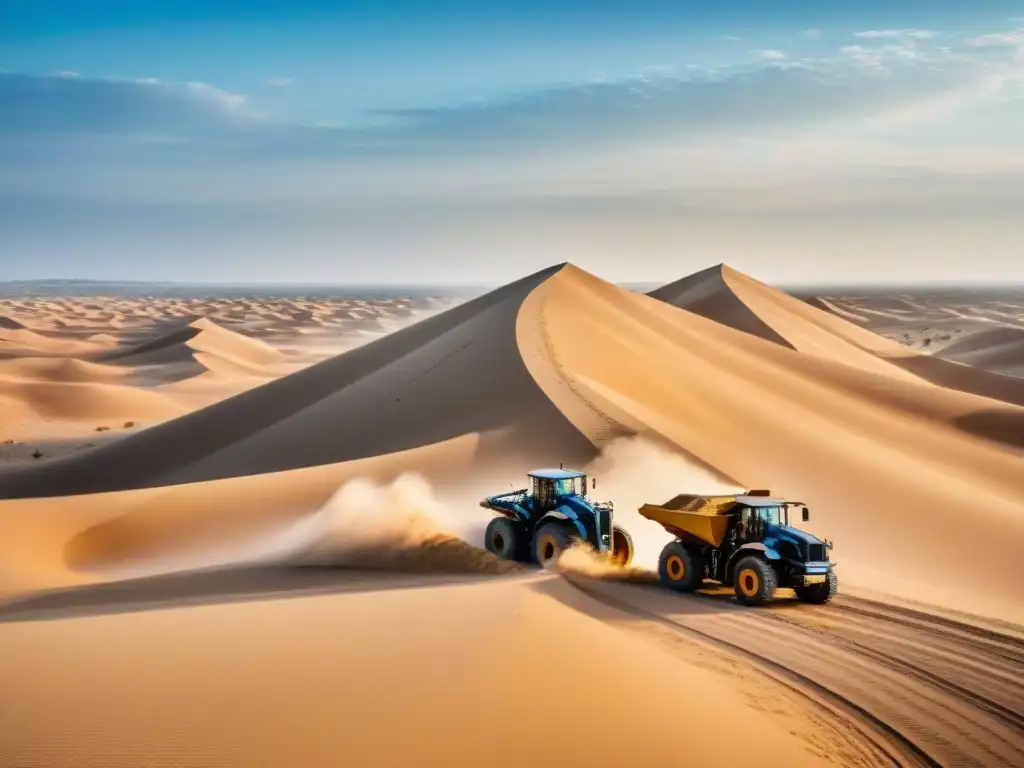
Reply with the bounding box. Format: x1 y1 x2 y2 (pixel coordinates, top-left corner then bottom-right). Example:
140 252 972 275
2 1 1024 284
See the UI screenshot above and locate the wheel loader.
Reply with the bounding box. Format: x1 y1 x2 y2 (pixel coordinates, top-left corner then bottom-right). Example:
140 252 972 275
479 467 634 568
639 490 838 606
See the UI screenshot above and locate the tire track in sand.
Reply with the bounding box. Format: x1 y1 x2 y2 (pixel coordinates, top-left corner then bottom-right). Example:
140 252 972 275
564 577 1024 768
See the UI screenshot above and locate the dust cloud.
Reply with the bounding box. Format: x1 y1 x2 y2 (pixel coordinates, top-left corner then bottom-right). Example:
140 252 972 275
579 436 743 571
259 473 520 574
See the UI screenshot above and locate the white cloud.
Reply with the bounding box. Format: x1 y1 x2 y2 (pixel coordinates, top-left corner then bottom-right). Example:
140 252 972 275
854 29 935 40
799 29 822 40
757 49 787 60
265 76 294 87
968 30 1024 47
719 35 740 42
55 70 80 78
182 80 249 110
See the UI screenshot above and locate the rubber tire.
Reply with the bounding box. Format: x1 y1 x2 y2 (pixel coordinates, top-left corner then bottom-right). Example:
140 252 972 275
658 540 704 592
732 556 778 606
795 569 839 605
484 517 523 561
533 522 573 569
610 524 634 567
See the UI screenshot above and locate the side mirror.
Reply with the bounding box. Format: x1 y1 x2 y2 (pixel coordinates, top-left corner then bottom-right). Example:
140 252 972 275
801 507 810 522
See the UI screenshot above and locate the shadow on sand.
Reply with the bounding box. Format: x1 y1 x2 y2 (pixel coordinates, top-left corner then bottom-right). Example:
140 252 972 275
0 565 519 623
954 408 1024 451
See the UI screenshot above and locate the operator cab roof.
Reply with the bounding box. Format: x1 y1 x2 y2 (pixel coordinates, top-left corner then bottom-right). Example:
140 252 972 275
734 495 790 506
528 468 586 480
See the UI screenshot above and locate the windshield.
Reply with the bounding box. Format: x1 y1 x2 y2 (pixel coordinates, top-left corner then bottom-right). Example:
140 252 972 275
753 505 788 526
552 477 584 496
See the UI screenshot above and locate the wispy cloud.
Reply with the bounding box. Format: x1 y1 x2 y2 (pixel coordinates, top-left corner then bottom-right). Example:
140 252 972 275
968 29 1024 47
264 76 294 87
799 29 822 40
719 34 740 42
0 73 251 136
2 23 1023 213
854 29 935 40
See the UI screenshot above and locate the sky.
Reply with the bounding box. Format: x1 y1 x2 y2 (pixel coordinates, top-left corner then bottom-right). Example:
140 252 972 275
2 1 1023 285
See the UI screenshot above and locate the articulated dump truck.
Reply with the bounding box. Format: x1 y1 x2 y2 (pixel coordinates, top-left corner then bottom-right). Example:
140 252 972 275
639 490 837 606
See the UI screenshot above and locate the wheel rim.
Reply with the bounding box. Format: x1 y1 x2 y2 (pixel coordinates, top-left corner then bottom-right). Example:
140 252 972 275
738 568 759 597
537 535 558 564
666 554 685 580
493 532 505 552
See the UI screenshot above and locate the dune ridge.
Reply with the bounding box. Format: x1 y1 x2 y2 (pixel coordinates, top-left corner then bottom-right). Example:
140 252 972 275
0 265 591 495
649 264 1024 408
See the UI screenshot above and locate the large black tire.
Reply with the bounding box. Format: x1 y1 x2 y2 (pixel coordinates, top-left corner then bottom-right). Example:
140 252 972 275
732 556 778 606
610 524 634 567
533 522 574 569
795 569 839 605
484 517 523 561
658 540 704 592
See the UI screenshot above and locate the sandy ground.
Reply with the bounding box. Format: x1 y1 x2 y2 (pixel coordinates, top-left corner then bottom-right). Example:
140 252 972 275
0 266 1022 767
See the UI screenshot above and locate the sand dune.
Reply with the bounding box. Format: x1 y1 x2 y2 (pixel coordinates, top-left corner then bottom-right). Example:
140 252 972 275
0 295 450 451
99 317 285 380
922 325 1024 377
802 286 1024 377
0 266 589 493
651 264 1024 408
1 263 1023 624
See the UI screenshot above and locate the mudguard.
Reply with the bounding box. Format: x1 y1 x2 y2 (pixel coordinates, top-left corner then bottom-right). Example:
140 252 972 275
536 507 588 540
481 490 535 524
724 542 781 578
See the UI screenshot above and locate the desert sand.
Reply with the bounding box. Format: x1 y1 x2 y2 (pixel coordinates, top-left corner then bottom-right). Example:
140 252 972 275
799 283 1024 379
1 265 1023 767
0 294 455 451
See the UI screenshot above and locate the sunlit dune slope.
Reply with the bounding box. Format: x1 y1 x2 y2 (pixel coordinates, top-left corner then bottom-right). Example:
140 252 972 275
649 264 1024 407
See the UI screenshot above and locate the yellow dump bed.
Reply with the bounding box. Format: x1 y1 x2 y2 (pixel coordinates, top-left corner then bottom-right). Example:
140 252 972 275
638 494 741 548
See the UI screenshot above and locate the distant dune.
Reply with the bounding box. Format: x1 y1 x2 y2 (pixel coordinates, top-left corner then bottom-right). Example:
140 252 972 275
99 317 285 379
650 264 1024 409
